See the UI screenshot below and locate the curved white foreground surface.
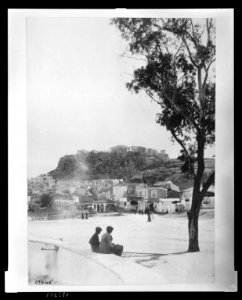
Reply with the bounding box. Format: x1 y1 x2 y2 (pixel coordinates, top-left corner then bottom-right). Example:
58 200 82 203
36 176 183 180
28 238 167 285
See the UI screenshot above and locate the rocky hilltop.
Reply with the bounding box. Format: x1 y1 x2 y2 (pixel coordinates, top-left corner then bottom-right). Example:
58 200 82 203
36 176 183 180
48 150 168 180
48 150 214 184
48 154 89 180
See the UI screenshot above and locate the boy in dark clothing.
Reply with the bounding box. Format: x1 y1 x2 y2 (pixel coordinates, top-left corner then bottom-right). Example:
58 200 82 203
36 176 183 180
89 227 102 253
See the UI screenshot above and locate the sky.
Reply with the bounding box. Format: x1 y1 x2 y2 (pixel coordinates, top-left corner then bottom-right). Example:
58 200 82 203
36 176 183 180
27 17 214 178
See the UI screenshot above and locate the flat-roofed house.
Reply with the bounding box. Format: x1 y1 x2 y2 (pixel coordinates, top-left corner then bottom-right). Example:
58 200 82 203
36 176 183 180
112 184 128 201
179 187 193 210
135 185 149 210
154 190 181 213
136 185 168 211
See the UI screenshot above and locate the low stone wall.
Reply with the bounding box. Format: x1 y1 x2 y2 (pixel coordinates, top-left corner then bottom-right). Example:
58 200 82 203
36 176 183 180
28 238 167 285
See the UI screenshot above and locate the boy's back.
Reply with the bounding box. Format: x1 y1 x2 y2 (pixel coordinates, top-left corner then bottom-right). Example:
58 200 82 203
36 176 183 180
89 232 100 252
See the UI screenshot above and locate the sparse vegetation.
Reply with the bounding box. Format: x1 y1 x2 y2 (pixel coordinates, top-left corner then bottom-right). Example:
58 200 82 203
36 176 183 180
49 150 168 180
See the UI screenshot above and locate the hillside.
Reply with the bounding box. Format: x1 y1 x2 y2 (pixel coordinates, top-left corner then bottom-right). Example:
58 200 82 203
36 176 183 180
48 151 168 180
129 158 214 188
48 154 89 180
48 151 214 185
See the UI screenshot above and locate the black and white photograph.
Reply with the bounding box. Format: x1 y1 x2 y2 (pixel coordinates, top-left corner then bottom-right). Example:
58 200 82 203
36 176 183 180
7 9 235 292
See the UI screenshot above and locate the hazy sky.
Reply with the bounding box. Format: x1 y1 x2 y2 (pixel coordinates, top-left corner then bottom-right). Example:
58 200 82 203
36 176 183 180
27 17 214 178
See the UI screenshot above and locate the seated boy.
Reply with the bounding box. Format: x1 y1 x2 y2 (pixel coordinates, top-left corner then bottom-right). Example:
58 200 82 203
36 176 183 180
99 226 123 256
89 227 102 253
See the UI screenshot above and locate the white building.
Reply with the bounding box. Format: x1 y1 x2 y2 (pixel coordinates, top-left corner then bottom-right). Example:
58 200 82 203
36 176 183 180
92 201 108 213
202 196 215 208
154 198 181 214
137 199 146 210
136 186 149 201
201 185 215 208
180 187 193 210
119 197 131 210
179 184 215 210
112 184 128 201
73 195 79 204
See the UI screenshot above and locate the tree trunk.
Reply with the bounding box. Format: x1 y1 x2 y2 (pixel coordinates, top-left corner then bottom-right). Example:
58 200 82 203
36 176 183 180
187 209 200 252
188 135 205 252
187 178 202 252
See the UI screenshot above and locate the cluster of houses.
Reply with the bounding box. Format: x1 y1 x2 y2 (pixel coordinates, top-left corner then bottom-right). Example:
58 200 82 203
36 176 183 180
28 174 215 215
27 174 56 202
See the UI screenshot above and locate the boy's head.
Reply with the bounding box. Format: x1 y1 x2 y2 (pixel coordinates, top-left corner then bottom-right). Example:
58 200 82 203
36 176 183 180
106 226 114 233
95 227 102 234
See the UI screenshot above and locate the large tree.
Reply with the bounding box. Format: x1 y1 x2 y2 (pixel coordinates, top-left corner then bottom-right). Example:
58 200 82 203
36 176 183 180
111 18 215 252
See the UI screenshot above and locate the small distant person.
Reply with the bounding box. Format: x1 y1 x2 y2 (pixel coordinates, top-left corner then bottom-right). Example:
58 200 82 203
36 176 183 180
89 227 102 253
85 212 88 219
99 226 123 256
81 213 84 219
147 210 151 222
141 210 144 216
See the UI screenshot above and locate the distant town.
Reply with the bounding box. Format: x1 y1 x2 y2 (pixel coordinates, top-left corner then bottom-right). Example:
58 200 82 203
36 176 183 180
28 145 215 220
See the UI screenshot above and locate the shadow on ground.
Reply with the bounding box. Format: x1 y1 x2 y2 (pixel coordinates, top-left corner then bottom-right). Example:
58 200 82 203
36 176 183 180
123 250 188 266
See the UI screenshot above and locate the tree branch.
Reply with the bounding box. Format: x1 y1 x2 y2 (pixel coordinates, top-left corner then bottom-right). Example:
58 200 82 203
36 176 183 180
120 53 147 62
200 170 215 197
145 90 162 104
143 73 200 133
206 19 213 46
189 19 200 47
170 128 197 177
174 40 184 59
165 95 200 133
170 128 190 156
181 36 199 68
152 69 201 132
203 58 215 88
